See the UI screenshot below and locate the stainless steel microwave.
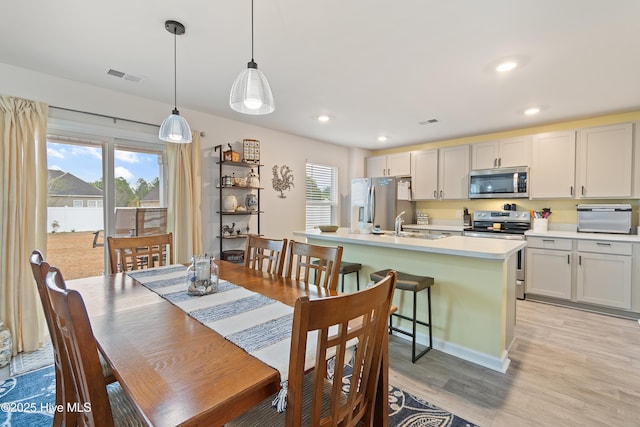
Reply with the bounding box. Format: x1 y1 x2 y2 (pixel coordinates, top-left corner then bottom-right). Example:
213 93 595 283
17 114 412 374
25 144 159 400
469 167 529 199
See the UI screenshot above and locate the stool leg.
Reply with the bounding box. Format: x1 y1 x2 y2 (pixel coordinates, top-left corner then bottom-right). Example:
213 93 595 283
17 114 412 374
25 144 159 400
356 271 360 290
427 287 433 349
412 290 417 362
341 273 345 293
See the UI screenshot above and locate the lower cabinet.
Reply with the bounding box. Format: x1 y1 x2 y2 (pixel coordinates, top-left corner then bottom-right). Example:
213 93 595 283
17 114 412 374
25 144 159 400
526 245 572 299
527 236 634 311
576 241 632 310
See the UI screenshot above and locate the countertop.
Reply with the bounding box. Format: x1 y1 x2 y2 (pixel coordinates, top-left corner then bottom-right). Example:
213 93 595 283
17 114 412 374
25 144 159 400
294 228 525 260
525 229 640 242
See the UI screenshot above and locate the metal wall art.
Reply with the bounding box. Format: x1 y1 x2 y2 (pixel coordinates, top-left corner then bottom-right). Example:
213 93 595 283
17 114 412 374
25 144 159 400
271 165 294 198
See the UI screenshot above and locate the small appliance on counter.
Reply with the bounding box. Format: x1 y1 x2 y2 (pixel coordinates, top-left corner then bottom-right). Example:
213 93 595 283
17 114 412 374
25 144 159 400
463 207 471 229
577 204 632 234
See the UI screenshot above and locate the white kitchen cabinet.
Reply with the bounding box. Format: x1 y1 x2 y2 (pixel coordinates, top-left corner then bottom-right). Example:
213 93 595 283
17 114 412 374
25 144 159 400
438 145 470 200
526 237 572 299
412 145 469 200
530 130 577 198
366 152 411 177
471 136 531 169
411 149 438 200
576 123 633 198
576 240 632 309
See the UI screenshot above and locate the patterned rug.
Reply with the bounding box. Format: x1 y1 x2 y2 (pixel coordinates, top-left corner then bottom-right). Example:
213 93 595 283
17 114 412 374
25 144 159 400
1 345 480 427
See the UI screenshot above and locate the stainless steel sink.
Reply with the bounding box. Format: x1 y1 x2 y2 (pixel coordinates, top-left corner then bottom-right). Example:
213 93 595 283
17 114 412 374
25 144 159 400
395 231 449 240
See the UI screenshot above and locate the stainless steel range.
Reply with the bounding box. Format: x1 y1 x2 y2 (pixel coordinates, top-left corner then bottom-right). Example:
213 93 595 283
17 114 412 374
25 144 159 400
463 210 531 299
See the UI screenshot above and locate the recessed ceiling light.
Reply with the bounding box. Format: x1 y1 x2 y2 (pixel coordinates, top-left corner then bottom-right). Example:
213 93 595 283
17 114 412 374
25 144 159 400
496 61 517 73
524 107 540 116
377 136 388 142
317 114 331 122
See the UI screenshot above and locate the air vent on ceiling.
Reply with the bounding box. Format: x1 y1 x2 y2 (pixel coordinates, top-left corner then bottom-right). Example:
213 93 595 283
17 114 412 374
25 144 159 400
418 118 439 125
107 68 144 83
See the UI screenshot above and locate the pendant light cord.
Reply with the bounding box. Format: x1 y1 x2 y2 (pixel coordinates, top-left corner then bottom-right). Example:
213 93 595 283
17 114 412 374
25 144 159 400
173 29 178 110
251 0 255 62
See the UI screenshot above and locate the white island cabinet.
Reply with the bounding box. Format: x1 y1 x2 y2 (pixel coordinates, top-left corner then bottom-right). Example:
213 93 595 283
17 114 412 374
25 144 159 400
294 228 525 373
526 237 572 299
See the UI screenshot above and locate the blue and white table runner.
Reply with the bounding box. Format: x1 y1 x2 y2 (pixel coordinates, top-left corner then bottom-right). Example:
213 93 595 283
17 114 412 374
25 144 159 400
126 265 319 387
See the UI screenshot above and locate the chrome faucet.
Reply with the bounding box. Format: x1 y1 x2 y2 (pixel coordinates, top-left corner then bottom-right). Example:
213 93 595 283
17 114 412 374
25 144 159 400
394 211 405 236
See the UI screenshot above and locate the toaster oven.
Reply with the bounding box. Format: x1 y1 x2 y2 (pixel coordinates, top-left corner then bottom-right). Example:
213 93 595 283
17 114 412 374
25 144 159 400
577 204 632 234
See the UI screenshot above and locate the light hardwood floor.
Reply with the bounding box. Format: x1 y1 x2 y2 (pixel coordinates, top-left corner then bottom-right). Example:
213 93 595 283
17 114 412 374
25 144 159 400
388 299 640 427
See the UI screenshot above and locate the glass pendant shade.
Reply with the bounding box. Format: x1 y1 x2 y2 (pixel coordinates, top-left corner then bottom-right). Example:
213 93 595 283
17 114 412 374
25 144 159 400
230 61 274 115
159 109 192 143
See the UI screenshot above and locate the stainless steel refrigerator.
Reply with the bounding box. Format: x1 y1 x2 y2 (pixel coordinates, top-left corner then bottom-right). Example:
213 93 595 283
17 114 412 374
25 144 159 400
351 177 415 232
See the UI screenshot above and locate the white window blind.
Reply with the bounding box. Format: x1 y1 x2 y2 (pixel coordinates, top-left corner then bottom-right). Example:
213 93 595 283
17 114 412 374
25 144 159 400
306 163 338 229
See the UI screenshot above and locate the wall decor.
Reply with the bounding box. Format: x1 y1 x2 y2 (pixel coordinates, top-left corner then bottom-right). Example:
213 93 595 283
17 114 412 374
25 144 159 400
272 165 294 198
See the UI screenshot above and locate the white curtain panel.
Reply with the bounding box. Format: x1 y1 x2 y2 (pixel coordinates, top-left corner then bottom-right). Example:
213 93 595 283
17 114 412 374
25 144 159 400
0 95 48 354
166 131 203 264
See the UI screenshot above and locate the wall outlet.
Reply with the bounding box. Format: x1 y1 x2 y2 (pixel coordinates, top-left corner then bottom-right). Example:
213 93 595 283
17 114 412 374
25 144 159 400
455 210 462 218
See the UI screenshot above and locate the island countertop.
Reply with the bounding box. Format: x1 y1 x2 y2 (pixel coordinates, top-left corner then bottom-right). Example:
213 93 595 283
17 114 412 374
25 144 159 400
294 228 526 260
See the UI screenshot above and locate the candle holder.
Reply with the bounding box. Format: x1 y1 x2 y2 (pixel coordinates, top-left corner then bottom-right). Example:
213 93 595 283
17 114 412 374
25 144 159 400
187 255 219 296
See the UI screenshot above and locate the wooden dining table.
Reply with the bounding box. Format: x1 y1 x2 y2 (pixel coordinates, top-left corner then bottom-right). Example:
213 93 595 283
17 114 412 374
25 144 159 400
68 260 389 426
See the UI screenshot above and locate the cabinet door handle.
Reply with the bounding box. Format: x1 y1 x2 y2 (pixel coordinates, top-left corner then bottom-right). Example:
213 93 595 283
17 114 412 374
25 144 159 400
578 255 582 266
542 239 555 242
581 185 585 196
570 186 574 196
434 190 437 198
596 242 611 246
498 157 502 167
567 254 571 264
494 158 497 168
440 190 444 198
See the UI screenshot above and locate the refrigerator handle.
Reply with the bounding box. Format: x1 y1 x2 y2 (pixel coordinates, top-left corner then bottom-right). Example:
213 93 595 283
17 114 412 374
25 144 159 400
369 185 376 223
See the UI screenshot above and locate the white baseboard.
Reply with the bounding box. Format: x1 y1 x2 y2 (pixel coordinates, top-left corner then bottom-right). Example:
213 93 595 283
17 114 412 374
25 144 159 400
393 329 510 373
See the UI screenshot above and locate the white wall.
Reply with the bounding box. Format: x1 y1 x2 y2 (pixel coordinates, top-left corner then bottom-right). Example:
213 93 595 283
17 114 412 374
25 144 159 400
0 62 368 255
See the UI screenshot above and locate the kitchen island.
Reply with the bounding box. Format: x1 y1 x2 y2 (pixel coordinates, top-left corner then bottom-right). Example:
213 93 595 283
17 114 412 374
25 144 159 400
293 228 526 372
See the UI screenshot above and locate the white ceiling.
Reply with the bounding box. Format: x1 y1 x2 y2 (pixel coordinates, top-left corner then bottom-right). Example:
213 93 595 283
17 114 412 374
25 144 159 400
2 0 640 149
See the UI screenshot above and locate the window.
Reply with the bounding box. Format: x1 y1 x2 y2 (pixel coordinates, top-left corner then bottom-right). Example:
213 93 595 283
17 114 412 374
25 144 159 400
73 200 83 207
305 163 338 229
87 200 103 208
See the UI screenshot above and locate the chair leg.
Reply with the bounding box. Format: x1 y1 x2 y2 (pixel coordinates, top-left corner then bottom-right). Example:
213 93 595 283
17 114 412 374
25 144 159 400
341 272 345 292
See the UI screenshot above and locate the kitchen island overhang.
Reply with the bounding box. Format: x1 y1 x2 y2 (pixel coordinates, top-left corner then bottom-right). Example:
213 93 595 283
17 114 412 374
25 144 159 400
294 229 526 373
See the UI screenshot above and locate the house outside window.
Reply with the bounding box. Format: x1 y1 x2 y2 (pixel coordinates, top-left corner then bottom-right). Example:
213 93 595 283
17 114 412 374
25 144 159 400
306 163 338 229
87 199 103 208
73 200 83 207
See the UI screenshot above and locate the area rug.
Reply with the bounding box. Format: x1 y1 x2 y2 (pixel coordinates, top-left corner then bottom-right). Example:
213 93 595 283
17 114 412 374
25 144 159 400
3 342 480 427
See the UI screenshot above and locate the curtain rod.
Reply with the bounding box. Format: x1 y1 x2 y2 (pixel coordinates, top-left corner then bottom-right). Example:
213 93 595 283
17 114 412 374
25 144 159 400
50 105 160 128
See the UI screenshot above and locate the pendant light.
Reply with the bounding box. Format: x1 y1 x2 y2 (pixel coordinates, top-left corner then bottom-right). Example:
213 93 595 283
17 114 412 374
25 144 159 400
159 20 192 143
229 0 275 115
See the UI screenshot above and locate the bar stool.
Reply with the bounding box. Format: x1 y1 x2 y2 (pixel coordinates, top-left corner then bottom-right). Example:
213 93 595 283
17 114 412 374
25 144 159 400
370 268 434 362
313 260 362 292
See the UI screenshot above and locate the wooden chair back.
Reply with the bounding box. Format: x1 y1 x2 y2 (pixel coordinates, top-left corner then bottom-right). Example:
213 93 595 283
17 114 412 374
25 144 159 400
286 270 397 426
29 250 75 427
244 235 288 275
45 266 116 426
284 241 343 290
107 232 173 274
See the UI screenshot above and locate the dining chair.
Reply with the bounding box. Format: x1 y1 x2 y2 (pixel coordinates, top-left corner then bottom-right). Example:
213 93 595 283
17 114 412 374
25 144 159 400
44 265 145 427
29 250 116 427
228 270 397 426
107 232 173 274
284 240 343 290
244 235 288 275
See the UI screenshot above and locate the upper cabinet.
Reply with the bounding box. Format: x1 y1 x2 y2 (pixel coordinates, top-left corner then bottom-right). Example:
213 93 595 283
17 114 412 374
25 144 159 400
576 123 633 198
471 136 531 170
530 130 577 199
412 145 469 200
366 152 411 177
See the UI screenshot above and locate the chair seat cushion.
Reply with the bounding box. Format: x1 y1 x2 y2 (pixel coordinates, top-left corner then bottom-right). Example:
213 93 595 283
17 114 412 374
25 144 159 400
370 269 433 292
339 261 362 274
